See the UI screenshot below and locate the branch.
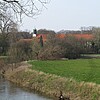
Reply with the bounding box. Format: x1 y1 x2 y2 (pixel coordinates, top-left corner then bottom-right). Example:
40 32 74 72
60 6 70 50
3 0 19 3
1 0 50 22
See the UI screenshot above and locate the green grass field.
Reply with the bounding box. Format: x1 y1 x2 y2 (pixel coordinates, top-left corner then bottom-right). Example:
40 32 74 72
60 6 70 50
28 59 100 84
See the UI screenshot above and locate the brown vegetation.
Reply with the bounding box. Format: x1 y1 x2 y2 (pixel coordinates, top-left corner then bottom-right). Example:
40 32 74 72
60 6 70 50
4 62 100 100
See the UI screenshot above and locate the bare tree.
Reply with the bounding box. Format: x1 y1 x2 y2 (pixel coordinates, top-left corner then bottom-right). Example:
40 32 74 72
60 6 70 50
0 15 18 34
0 0 50 21
0 5 18 55
0 4 18 33
92 27 100 53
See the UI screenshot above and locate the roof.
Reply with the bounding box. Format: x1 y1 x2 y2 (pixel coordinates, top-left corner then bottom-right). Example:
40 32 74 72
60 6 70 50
71 34 93 40
36 34 47 41
36 33 93 41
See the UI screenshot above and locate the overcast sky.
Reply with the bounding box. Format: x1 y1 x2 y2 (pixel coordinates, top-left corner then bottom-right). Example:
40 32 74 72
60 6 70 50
20 0 100 32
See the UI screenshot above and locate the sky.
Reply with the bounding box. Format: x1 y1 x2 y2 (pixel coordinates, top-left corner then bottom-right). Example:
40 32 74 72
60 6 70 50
20 0 100 32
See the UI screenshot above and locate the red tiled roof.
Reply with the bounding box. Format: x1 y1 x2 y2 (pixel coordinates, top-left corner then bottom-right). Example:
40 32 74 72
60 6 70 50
56 33 93 40
36 33 93 42
56 34 66 38
72 34 93 40
36 34 47 41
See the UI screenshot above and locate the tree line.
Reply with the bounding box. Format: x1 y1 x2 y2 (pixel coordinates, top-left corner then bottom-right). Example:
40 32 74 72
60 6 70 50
1 27 100 63
5 31 93 62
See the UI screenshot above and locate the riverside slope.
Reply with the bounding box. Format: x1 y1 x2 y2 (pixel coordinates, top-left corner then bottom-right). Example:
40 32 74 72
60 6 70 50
4 61 100 100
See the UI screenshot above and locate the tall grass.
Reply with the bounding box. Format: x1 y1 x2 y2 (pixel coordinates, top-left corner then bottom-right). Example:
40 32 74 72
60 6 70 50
6 61 100 100
29 59 100 84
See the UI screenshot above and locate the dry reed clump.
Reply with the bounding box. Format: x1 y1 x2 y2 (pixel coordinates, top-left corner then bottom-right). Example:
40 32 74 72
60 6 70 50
5 67 100 100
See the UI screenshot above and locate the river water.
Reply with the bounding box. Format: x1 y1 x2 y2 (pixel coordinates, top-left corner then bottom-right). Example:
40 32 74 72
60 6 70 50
0 76 52 100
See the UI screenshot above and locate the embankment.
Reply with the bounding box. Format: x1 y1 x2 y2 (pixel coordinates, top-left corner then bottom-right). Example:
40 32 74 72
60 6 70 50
4 62 100 100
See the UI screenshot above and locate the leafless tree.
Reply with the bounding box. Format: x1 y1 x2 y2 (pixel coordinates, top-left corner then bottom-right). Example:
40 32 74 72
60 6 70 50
0 0 50 21
0 4 18 34
0 5 18 55
0 15 18 34
91 27 100 53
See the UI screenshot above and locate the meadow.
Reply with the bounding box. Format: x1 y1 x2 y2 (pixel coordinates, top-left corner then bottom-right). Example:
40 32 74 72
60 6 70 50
29 59 100 84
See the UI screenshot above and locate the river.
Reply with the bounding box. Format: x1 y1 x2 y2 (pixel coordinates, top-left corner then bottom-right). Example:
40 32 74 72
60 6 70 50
0 76 52 100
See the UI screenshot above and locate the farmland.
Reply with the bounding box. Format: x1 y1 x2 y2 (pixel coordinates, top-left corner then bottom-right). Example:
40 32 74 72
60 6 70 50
29 59 100 84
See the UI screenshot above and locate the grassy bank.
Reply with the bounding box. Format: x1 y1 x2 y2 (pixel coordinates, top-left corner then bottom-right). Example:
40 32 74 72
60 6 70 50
5 61 100 100
29 59 100 84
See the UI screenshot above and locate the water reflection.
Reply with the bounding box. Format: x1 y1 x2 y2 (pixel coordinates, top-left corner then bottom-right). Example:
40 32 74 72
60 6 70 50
0 76 52 100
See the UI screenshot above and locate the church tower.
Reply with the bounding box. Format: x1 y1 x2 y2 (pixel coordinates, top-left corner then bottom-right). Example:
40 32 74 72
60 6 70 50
32 29 37 37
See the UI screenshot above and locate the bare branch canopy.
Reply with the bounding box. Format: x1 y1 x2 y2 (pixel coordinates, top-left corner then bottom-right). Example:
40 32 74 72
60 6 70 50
0 0 50 21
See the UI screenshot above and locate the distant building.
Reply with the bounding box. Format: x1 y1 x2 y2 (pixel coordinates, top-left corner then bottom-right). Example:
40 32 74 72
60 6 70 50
32 29 37 37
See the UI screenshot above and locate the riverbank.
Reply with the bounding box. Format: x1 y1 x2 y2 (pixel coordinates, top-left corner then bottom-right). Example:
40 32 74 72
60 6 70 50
0 74 51 100
4 61 100 100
